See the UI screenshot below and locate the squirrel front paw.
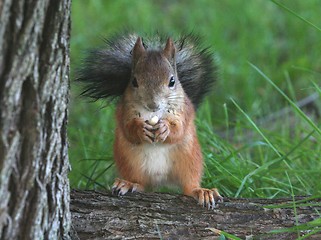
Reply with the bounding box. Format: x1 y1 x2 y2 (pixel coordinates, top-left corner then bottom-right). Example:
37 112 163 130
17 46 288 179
153 119 170 143
134 118 155 143
191 188 223 210
112 178 144 196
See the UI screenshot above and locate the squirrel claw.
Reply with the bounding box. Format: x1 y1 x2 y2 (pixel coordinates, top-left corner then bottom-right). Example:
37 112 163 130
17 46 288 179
142 128 154 143
137 121 155 143
192 188 223 210
143 121 154 131
112 178 144 196
153 120 170 143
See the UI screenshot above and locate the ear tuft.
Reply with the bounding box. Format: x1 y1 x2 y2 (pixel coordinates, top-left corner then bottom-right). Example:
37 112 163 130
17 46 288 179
163 38 176 61
132 37 146 65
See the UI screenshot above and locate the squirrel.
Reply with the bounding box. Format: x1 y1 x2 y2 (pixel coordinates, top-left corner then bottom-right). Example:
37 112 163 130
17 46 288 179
77 33 223 209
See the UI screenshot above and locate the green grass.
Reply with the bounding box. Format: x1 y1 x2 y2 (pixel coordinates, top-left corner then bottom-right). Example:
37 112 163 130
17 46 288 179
69 1 321 237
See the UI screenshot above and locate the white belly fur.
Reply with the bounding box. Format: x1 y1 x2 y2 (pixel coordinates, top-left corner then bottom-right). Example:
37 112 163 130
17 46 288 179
139 144 172 186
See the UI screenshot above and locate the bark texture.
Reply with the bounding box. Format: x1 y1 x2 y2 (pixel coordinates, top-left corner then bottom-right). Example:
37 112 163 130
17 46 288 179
71 190 321 240
0 0 71 239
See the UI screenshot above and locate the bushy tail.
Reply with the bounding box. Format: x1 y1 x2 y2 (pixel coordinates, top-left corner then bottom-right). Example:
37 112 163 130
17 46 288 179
76 33 217 108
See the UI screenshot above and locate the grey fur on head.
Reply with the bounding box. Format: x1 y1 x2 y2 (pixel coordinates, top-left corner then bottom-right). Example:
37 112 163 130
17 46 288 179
76 33 218 109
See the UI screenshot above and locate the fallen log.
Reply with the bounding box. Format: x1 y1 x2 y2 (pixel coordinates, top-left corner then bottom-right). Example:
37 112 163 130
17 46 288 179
70 190 321 239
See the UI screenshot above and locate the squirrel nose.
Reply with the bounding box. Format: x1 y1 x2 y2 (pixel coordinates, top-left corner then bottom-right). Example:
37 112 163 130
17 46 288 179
147 103 160 112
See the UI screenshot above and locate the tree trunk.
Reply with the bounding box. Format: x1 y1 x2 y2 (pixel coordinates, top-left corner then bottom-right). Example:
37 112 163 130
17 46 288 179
0 0 71 239
71 190 321 240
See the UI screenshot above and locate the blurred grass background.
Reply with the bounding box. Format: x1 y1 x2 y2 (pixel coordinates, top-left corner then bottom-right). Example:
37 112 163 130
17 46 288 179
69 0 321 200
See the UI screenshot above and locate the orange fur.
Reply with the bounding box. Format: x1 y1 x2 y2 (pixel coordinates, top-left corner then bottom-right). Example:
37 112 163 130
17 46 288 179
114 97 199 187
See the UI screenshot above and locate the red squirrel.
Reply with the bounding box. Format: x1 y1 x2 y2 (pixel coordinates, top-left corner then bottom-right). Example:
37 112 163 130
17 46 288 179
77 33 223 209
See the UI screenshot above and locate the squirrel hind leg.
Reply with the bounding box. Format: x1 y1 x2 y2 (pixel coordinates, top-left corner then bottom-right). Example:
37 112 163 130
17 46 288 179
112 178 144 196
186 187 223 210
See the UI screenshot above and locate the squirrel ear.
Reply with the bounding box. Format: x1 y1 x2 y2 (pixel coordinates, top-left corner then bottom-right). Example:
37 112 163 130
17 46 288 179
132 37 146 65
163 38 176 61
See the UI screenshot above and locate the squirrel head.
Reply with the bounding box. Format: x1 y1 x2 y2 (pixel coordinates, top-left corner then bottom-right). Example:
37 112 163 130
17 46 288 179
126 37 184 113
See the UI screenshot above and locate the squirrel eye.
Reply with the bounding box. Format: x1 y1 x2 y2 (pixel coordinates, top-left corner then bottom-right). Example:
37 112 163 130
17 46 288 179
132 77 138 88
168 76 175 88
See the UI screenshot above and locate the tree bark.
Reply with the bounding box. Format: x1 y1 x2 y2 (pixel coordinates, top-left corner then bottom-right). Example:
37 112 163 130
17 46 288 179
71 190 321 240
0 0 71 239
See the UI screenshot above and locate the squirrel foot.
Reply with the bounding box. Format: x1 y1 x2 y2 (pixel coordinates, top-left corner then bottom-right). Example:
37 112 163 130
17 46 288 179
112 178 144 196
191 188 223 210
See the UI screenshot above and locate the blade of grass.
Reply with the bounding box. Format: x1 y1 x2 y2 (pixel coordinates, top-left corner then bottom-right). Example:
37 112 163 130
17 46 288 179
271 0 321 32
249 62 321 137
80 173 108 190
297 227 321 240
312 81 321 96
85 160 100 188
233 127 314 197
269 218 321 234
264 193 321 209
223 103 229 139
235 157 283 198
155 222 163 240
230 97 281 157
266 203 321 209
286 171 300 239
206 228 242 240
292 66 321 75
91 162 114 184
284 71 296 101
79 158 110 162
